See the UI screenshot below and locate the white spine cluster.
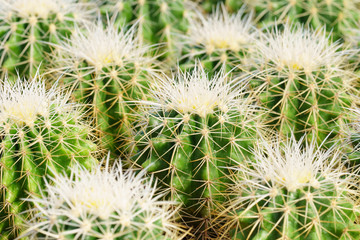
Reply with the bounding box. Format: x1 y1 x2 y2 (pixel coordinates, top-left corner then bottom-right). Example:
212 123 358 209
0 74 69 127
187 4 255 54
255 24 346 73
21 155 182 239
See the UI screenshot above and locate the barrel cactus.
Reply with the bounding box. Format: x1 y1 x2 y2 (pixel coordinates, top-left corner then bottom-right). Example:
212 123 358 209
214 135 360 239
20 155 187 240
52 21 158 157
130 63 264 237
180 4 256 74
97 0 189 62
251 23 358 145
0 0 95 78
0 74 97 239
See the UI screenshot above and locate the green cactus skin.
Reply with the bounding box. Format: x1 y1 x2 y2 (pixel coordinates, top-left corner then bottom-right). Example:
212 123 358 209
224 0 360 41
251 24 358 146
19 155 186 240
130 65 263 238
0 0 96 79
53 22 158 158
214 136 360 240
98 0 189 63
0 76 97 239
179 4 256 75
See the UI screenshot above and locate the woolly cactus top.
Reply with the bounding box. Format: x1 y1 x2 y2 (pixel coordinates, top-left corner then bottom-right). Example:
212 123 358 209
256 24 345 73
1 0 93 20
22 156 183 239
147 63 246 117
59 22 152 70
234 135 357 194
0 75 70 127
187 5 255 53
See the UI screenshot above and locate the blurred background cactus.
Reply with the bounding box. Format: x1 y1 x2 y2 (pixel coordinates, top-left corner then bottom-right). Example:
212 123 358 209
0 74 97 239
0 0 96 79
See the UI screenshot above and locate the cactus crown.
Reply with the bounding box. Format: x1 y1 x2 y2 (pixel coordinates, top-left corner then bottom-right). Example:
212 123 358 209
146 63 247 117
187 4 255 53
2 0 92 20
256 24 346 73
22 155 183 239
60 21 152 70
0 74 70 127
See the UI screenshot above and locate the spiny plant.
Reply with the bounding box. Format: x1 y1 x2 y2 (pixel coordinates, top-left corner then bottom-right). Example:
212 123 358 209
214 135 360 240
0 0 96 79
180 4 256 74
130 63 264 238
96 0 189 62
52 21 159 157
214 0 360 41
19 154 187 240
0 74 97 239
251 23 358 145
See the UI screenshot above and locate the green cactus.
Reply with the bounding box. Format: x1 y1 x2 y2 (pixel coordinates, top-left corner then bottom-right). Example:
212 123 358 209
0 74 97 239
179 4 256 75
0 0 96 79
213 135 360 239
20 154 187 240
223 0 360 41
52 21 159 157
97 0 189 63
130 63 264 238
250 24 358 146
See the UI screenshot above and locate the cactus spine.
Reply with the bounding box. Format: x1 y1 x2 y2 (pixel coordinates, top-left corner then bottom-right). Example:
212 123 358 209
0 0 95 78
53 21 158 157
251 24 358 145
130 63 263 237
20 155 186 240
214 135 360 239
0 74 97 239
180 4 256 74
98 0 189 62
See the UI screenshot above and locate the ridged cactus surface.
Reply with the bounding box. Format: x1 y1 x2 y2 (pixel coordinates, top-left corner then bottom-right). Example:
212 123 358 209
251 24 358 145
0 0 95 78
180 5 256 74
130 64 263 237
0 75 97 239
52 21 158 157
98 0 189 62
215 136 360 239
20 155 185 240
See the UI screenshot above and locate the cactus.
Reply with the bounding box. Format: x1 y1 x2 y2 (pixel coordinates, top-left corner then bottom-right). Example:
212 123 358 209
96 0 189 62
130 63 264 238
52 21 158 157
180 4 256 74
251 24 358 146
0 74 97 239
0 0 96 79
223 0 360 40
214 135 360 239
20 154 187 240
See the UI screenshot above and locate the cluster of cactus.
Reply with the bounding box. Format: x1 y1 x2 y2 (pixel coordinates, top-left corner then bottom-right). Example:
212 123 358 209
0 0 96 78
130 63 264 237
21 155 185 240
96 0 189 62
0 75 97 239
2 1 360 240
51 21 159 157
214 136 360 239
251 24 358 145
